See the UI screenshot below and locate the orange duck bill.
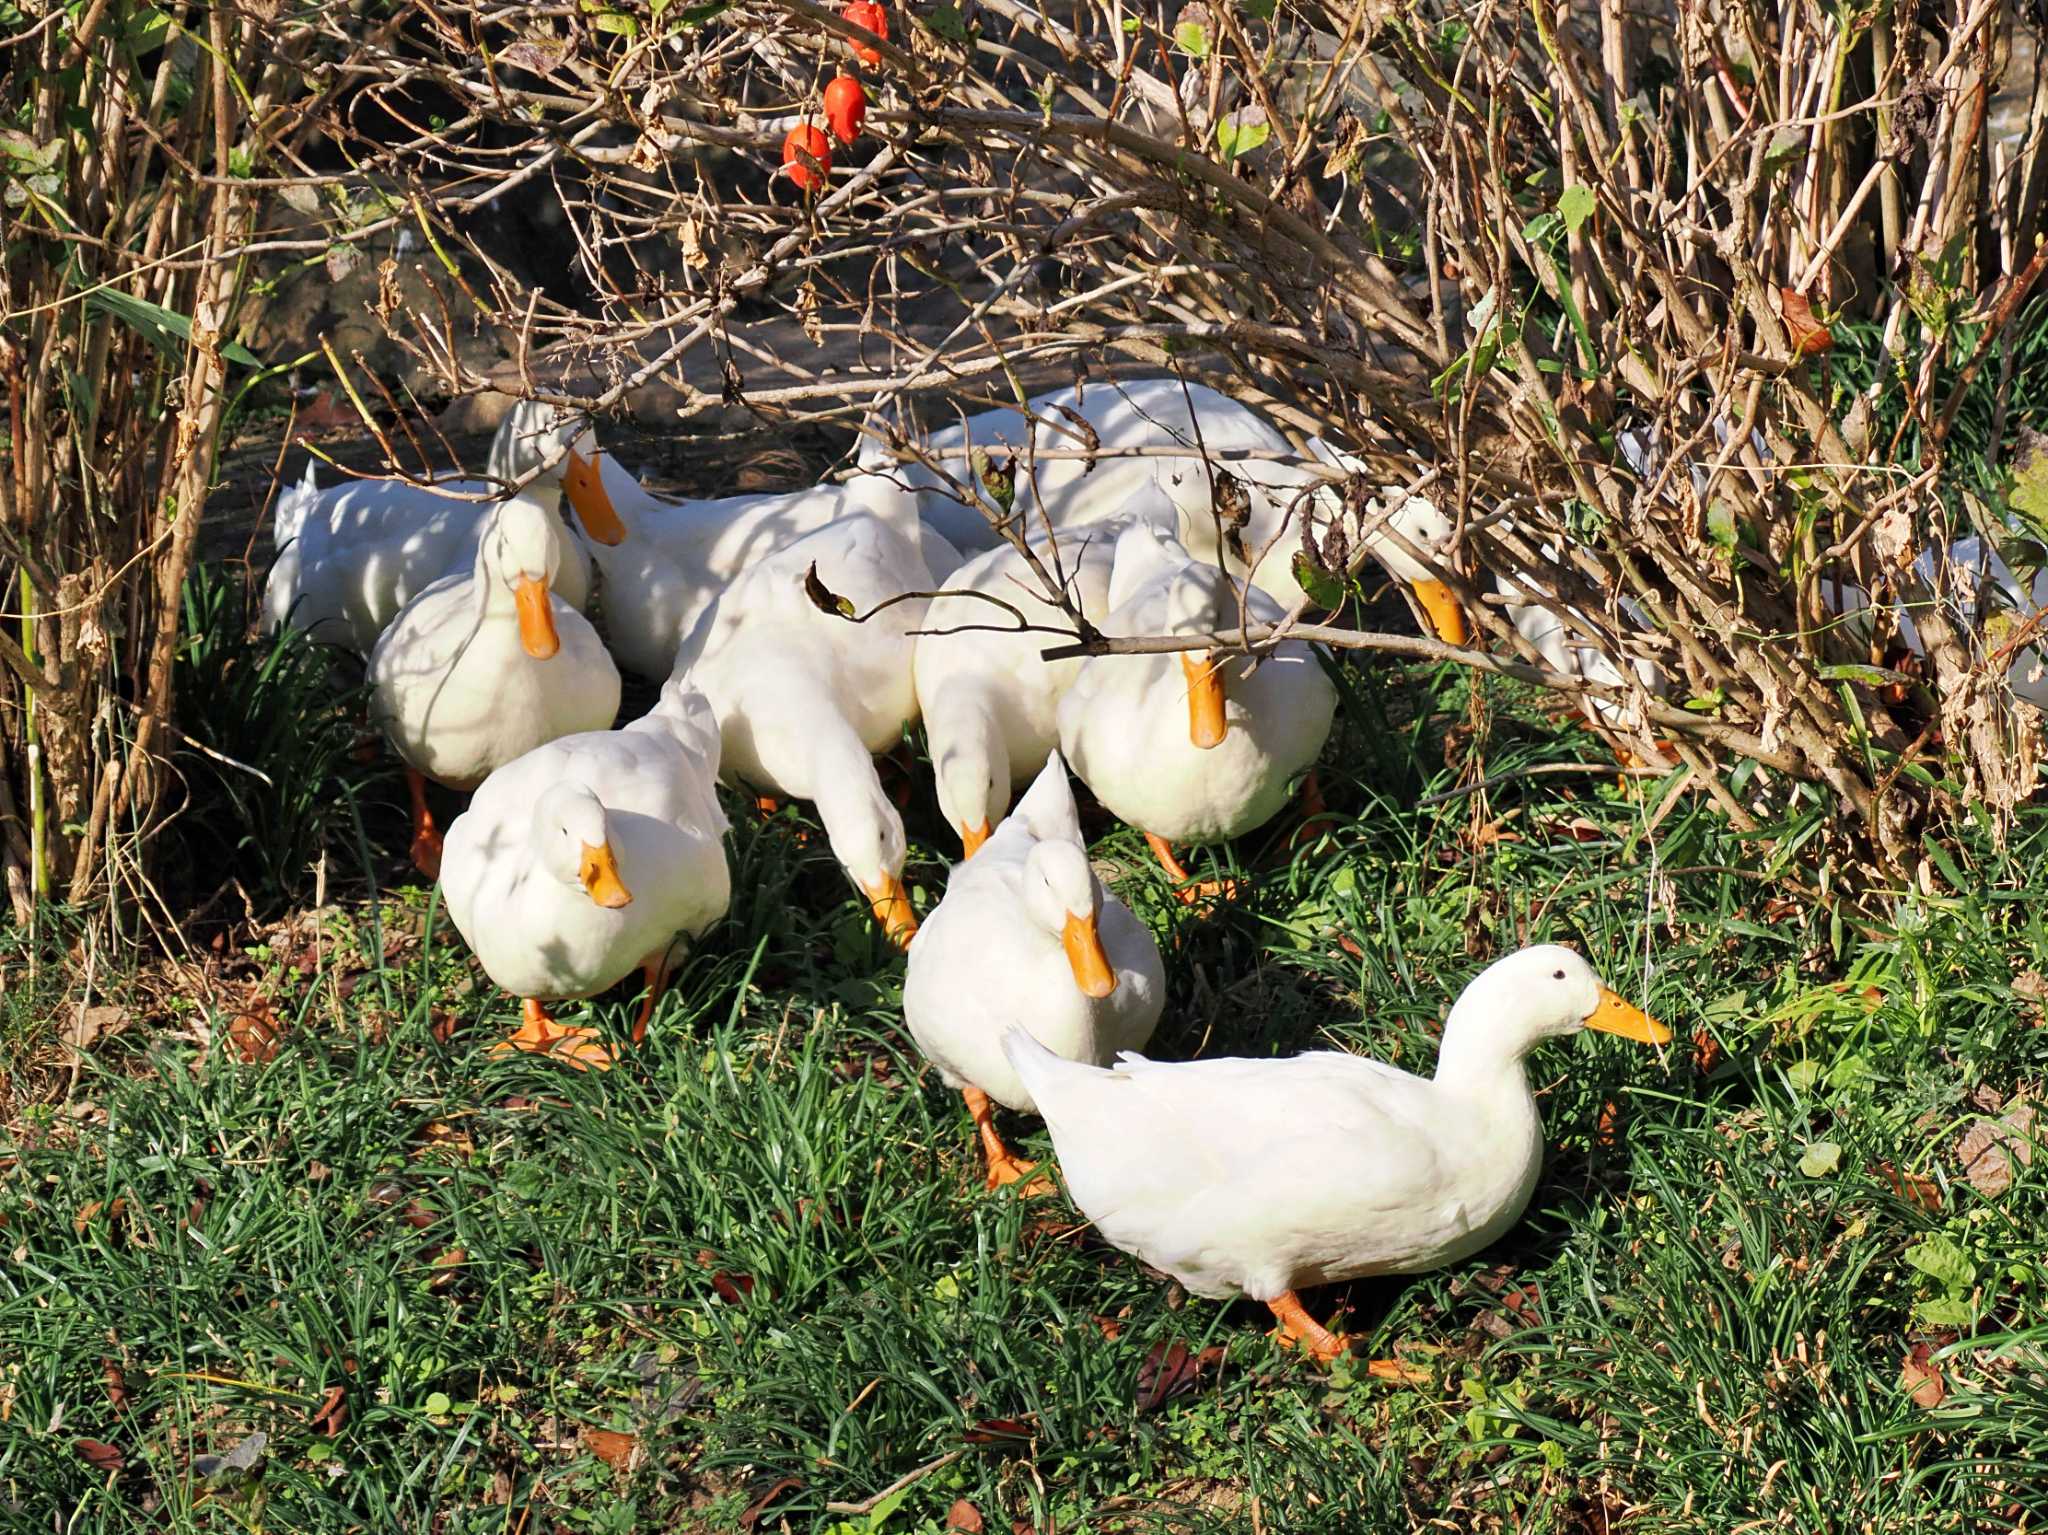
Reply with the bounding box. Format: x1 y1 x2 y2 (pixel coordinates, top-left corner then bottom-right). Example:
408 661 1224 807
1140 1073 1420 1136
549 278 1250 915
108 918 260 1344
579 840 632 908
515 576 560 658
863 872 918 947
563 446 626 545
1062 910 1118 998
960 820 993 858
1409 579 1468 645
1584 987 1671 1045
1182 652 1227 748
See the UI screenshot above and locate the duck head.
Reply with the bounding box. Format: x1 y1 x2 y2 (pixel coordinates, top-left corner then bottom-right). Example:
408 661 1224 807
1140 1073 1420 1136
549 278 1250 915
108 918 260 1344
1438 945 1670 1077
485 495 567 659
817 770 918 948
534 782 632 909
932 698 1010 857
1021 838 1116 998
498 403 626 548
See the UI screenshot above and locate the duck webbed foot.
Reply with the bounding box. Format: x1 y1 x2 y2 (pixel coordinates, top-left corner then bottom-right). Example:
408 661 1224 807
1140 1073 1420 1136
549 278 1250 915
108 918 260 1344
1144 833 1244 905
491 997 615 1072
964 1086 1053 1195
1266 1290 1350 1364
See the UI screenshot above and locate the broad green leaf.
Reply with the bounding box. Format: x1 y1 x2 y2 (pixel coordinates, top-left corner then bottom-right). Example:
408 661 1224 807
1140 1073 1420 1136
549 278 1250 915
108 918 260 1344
1785 1058 1822 1092
1174 19 1209 54
1904 1234 1975 1292
422 1391 453 1416
1241 0 1277 17
1215 113 1271 161
1557 183 1595 233
1797 1141 1842 1177
1918 1295 1975 1327
925 1 967 37
1291 552 1345 611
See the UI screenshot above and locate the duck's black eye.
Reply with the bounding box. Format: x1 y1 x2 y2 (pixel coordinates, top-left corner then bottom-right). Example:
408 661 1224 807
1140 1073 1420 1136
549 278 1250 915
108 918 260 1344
1553 969 1565 980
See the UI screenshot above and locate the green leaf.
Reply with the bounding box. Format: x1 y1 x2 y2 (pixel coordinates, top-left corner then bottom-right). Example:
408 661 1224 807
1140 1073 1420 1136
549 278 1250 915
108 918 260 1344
124 5 171 48
1291 552 1346 611
83 285 265 368
1785 1058 1822 1092
1557 184 1595 233
1706 499 1738 552
1904 1234 1976 1293
1918 1295 1975 1327
422 1391 453 1416
925 2 968 38
1241 0 1276 16
1174 19 1209 55
1797 1141 1842 1178
677 0 734 21
1121 13 1141 28
1761 130 1806 176
1215 113 1271 162
580 2 638 34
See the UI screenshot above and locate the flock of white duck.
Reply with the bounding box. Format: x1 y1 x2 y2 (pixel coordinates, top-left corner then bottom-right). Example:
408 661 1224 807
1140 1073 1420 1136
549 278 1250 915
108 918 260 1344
263 379 1676 1355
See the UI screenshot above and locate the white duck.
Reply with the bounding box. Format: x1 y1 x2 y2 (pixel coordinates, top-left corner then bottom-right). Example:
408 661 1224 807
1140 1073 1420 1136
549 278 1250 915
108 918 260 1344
265 403 622 653
369 491 622 875
1496 568 1670 752
914 496 1163 856
1057 523 1337 887
1006 944 1669 1361
439 680 731 1070
856 379 1466 636
903 752 1165 1186
669 506 932 945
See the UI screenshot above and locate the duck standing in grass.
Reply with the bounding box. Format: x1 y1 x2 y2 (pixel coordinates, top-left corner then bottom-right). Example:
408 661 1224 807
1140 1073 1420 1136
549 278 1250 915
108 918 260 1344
1006 945 1669 1361
669 506 932 946
903 752 1164 1187
1057 522 1336 891
370 491 621 876
439 681 730 1070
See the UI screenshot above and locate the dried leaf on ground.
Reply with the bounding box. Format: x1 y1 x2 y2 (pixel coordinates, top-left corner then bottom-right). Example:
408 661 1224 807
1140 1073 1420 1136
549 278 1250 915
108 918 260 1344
947 1499 986 1533
229 1008 283 1064
1366 1357 1433 1385
1779 287 1833 355
309 1385 348 1436
1957 1100 2037 1197
738 1475 804 1528
102 1359 128 1411
1135 1339 1226 1413
1876 1163 1942 1212
74 1438 124 1472
62 1005 126 1060
1901 1342 1946 1408
74 1198 128 1236
583 1427 638 1470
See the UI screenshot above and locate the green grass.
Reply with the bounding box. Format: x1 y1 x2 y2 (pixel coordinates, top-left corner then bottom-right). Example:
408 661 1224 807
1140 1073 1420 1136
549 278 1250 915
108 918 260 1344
8 656 2048 1533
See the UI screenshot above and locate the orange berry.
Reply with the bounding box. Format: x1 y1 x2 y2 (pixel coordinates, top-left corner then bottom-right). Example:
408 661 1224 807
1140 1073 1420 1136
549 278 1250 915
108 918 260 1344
824 74 868 144
843 0 886 64
780 124 832 193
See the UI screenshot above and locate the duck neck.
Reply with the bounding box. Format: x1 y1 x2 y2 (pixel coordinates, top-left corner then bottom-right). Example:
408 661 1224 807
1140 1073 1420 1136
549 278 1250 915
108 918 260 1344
1431 998 1535 1105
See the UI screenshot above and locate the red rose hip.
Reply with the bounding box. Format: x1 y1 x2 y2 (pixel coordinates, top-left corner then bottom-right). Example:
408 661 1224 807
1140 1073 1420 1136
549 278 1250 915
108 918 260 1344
824 74 868 144
781 124 832 192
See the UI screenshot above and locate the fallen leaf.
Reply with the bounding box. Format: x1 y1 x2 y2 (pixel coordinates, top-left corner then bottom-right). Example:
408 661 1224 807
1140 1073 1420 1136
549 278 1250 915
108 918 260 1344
1958 1101 2037 1197
1779 287 1834 355
1135 1339 1226 1414
1798 1141 1842 1178
711 1271 755 1304
1091 1314 1123 1341
309 1385 348 1436
228 1008 282 1065
962 1416 1036 1444
102 1359 128 1411
582 1427 638 1470
1901 1342 1945 1408
2013 970 2048 1024
62 1005 126 1060
429 1010 459 1045
1692 1027 1724 1073
738 1475 803 1528
947 1499 986 1533
414 1120 475 1159
74 1198 128 1236
192 1430 267 1485
74 1438 123 1472
1876 1163 1942 1213
1595 1101 1620 1147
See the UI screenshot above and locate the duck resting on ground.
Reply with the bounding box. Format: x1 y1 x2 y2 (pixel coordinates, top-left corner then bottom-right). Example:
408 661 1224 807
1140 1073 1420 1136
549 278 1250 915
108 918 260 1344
903 751 1165 1187
1006 944 1670 1361
438 680 731 1070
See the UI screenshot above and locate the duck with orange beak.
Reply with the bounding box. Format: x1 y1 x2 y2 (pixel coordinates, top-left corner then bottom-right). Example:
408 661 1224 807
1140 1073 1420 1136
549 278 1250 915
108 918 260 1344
1007 944 1671 1363
438 681 730 1070
369 492 621 876
904 752 1164 1189
1057 523 1337 894
670 501 940 947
